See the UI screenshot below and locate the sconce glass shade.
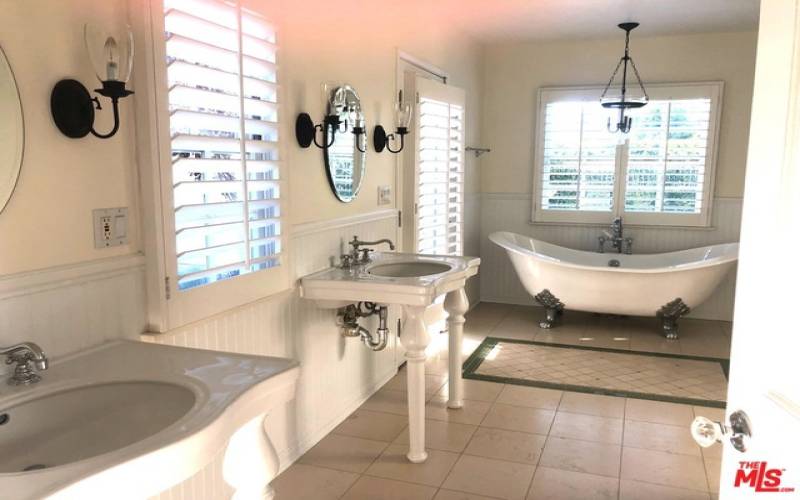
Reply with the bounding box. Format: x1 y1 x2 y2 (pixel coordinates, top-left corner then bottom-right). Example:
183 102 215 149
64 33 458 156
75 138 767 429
84 23 134 83
394 101 413 130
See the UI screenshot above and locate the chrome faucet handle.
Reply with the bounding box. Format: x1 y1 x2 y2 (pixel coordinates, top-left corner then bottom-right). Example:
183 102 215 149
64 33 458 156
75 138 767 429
360 248 373 263
624 237 633 255
340 254 355 269
5 351 44 385
598 235 607 253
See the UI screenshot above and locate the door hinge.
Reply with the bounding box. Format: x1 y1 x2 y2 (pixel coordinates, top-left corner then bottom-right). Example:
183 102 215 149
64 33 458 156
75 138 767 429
398 210 402 228
165 276 171 300
415 92 420 104
397 318 402 337
414 202 418 215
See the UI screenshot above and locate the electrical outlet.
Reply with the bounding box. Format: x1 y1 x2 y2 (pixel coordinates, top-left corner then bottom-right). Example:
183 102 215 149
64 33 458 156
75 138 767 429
378 185 392 205
93 207 129 248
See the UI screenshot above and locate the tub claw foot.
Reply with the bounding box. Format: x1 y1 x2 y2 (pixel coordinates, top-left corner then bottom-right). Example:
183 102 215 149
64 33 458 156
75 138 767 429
657 298 690 339
534 290 564 329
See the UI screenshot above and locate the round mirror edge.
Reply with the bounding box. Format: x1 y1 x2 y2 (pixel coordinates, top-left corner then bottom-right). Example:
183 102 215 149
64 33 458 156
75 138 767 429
0 44 24 215
323 84 366 203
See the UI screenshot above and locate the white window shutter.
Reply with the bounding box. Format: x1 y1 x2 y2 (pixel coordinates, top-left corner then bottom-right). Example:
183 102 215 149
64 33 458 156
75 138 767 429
163 0 281 291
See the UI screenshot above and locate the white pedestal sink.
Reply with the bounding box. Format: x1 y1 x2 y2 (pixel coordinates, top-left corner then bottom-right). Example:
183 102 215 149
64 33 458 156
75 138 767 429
300 252 480 463
0 340 299 500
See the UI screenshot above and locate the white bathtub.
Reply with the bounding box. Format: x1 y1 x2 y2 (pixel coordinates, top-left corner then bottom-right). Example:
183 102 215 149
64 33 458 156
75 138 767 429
489 231 739 336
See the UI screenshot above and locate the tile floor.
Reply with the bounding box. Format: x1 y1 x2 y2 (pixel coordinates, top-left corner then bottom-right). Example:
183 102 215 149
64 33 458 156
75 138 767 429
273 303 731 500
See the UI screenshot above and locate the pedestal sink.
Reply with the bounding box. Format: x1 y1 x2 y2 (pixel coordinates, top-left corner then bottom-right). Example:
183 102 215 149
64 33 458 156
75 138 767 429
0 340 299 500
301 251 480 463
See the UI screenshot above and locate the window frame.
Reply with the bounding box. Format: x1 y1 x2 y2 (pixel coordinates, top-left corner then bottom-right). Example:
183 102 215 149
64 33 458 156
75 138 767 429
135 0 290 331
532 82 724 227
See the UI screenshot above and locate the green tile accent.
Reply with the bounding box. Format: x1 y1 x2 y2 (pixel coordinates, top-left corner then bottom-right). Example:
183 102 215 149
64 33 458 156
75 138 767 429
462 337 729 409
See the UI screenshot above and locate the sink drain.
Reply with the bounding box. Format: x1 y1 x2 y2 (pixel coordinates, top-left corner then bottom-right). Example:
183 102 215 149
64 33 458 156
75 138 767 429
22 464 47 471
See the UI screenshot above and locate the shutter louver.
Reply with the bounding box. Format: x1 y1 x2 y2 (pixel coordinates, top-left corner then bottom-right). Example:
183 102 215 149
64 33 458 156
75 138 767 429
164 0 281 291
417 97 464 256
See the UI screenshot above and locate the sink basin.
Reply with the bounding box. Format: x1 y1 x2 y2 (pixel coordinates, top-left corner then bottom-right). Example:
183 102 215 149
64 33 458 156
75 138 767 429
0 382 195 473
0 340 299 500
368 262 452 278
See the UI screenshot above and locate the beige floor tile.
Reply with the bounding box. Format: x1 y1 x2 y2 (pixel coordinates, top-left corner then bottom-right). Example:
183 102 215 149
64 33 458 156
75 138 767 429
700 442 722 460
426 357 451 375
527 466 619 500
679 338 731 359
539 437 621 478
558 392 625 418
384 371 448 396
438 379 504 402
464 427 546 464
341 475 437 500
273 463 359 500
623 420 702 456
693 406 725 421
333 409 409 442
630 334 682 355
550 411 623 444
434 489 500 500
426 396 492 425
299 434 388 473
619 479 711 500
365 444 460 487
625 398 695 426
361 388 409 416
481 403 555 435
442 455 536 500
705 458 721 493
465 302 514 330
621 447 708 491
393 419 478 453
496 385 563 410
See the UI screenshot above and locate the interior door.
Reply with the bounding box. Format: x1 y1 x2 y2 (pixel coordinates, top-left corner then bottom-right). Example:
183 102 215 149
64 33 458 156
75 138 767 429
693 0 800 496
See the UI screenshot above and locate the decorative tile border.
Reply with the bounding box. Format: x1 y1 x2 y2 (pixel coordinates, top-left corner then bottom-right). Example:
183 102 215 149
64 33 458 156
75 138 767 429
463 337 729 409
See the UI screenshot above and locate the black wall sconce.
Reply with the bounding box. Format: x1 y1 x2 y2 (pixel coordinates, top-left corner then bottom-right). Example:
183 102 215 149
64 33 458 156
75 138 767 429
352 112 367 153
373 92 413 154
295 112 343 149
51 24 134 139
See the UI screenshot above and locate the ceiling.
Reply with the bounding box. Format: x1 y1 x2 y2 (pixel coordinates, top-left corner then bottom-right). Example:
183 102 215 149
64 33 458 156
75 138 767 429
418 0 760 41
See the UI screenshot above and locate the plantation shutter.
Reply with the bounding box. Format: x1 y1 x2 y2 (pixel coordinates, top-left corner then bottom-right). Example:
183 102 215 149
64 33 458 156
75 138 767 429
163 0 281 291
414 78 465 256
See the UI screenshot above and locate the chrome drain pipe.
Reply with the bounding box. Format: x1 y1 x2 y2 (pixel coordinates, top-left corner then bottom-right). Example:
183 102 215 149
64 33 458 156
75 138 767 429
337 302 390 351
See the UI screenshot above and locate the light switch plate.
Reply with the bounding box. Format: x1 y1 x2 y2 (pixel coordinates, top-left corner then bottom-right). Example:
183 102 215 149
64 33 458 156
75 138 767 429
378 185 392 205
93 207 129 248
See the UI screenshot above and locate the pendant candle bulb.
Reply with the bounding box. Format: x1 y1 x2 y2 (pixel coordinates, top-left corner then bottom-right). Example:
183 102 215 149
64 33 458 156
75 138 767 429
600 22 649 134
50 23 134 139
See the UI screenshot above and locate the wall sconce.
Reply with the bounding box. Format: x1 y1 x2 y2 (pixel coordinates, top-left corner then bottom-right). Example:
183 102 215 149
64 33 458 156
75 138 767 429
295 112 342 148
373 93 413 154
51 24 134 139
352 112 367 153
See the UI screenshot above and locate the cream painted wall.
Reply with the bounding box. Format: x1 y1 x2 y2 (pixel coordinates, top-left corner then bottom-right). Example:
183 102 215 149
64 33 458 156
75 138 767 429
481 31 757 197
0 0 140 275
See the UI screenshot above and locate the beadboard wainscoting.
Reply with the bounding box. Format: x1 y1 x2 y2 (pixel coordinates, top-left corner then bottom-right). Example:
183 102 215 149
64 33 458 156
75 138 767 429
480 194 742 321
0 255 147 376
146 210 404 500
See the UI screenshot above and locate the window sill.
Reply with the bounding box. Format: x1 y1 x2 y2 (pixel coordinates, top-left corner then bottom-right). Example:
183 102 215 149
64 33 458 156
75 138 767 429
527 219 719 231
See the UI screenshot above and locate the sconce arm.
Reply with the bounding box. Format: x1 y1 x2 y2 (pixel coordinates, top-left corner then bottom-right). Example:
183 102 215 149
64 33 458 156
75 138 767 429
90 97 121 139
385 132 406 154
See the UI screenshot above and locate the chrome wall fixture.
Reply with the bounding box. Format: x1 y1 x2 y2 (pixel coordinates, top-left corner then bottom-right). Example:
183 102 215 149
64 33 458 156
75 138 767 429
51 24 134 139
373 91 412 153
600 22 648 134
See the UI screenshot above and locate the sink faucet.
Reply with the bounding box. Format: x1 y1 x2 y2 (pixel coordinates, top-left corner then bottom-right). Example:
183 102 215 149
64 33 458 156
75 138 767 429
598 217 632 254
345 236 396 266
1 342 48 385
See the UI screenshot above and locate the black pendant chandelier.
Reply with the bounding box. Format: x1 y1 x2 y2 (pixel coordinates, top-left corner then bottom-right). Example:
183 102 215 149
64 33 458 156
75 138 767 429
601 22 648 134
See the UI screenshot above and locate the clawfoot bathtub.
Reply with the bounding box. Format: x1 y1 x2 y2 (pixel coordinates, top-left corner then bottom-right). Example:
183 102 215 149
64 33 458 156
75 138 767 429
489 231 739 338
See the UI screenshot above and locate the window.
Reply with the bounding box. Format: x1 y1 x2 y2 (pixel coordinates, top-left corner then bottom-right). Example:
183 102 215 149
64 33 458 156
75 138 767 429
533 83 722 226
413 78 465 256
152 0 287 326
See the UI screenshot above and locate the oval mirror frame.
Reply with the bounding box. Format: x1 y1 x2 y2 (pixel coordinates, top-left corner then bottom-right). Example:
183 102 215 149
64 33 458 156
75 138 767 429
323 85 366 203
0 45 23 214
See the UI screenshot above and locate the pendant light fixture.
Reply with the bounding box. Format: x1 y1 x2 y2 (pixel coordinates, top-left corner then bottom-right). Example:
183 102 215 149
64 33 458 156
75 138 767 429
600 22 648 134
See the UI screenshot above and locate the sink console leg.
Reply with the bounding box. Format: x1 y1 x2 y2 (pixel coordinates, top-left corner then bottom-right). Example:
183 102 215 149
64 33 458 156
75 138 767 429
444 288 469 409
400 305 431 463
223 414 279 500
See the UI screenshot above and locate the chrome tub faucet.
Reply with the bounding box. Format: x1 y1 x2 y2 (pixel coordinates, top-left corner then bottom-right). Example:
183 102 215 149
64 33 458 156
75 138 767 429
1 342 48 385
598 217 633 254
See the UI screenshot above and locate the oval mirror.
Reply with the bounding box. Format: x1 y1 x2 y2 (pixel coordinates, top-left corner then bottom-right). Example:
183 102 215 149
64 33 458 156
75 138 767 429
0 46 23 214
323 85 366 203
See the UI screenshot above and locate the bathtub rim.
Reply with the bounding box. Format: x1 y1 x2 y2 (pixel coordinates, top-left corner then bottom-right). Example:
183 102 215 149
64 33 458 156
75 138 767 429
489 231 739 275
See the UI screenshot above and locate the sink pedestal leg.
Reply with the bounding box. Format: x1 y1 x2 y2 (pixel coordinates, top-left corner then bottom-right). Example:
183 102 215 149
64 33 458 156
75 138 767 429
445 288 469 409
400 304 431 463
223 414 279 500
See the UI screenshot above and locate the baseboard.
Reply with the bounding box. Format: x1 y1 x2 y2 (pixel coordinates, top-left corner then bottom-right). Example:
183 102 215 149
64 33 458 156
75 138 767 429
274 366 398 473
